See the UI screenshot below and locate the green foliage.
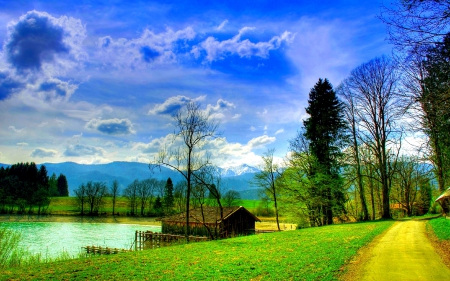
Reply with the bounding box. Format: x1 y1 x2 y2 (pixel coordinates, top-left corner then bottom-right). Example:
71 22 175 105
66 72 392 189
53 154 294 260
429 217 450 241
0 162 52 215
2 221 394 280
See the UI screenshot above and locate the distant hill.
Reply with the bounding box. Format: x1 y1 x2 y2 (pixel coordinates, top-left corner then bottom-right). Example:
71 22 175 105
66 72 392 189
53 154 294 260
0 162 260 199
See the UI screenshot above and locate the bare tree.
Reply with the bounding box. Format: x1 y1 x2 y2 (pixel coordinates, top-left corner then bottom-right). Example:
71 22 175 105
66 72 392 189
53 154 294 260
340 56 404 219
138 179 157 216
254 148 282 231
338 85 369 221
380 0 450 49
222 190 241 207
85 181 107 215
123 180 139 216
151 101 220 242
109 180 120 216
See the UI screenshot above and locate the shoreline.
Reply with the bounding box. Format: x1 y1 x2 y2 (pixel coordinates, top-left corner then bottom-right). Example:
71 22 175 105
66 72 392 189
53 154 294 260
0 214 162 226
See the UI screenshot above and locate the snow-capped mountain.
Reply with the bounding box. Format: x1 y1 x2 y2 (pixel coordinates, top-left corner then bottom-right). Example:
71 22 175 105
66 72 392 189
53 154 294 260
219 164 260 177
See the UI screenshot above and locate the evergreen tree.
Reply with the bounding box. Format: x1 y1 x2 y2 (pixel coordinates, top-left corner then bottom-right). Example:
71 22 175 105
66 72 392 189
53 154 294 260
48 173 58 197
163 178 174 212
57 174 69 196
303 78 347 225
153 196 163 216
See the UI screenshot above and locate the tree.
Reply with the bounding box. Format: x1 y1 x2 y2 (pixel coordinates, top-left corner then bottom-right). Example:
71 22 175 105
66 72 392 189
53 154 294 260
339 56 404 219
109 180 120 216
380 0 450 49
84 181 107 215
123 180 139 216
421 34 450 197
151 101 220 242
391 155 432 216
163 178 174 213
303 78 347 225
153 196 163 216
173 181 187 213
338 84 369 221
56 174 69 196
138 178 157 216
222 190 241 208
254 148 282 230
48 173 58 197
74 183 86 215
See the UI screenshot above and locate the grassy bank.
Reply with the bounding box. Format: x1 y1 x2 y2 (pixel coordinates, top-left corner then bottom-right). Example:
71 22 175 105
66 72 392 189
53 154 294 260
428 217 450 240
2 220 394 280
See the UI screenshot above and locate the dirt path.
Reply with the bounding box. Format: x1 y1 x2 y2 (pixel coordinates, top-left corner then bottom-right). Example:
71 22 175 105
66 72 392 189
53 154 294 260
343 220 450 281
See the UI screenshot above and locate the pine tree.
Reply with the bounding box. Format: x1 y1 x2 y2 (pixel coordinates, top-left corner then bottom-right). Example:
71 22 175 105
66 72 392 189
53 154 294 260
164 178 174 213
57 174 69 196
303 78 347 225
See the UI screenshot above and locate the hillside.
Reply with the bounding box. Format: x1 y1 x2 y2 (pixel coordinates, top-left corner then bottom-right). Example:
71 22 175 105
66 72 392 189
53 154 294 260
0 162 260 199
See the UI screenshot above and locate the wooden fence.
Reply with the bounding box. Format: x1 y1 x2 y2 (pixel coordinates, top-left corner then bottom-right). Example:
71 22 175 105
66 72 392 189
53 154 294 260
134 231 209 251
82 246 131 255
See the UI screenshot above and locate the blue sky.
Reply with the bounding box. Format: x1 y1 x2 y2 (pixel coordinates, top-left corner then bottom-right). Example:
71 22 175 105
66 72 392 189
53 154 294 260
0 0 392 167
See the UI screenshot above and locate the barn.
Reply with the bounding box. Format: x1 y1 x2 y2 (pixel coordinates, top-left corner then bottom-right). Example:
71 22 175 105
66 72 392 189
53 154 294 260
161 206 260 238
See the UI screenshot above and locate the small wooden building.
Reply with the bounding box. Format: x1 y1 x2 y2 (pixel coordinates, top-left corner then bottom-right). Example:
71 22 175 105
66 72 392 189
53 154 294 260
161 206 260 238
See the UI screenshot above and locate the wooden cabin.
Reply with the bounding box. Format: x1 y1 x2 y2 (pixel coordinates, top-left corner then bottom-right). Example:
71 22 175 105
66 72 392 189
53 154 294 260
161 206 260 238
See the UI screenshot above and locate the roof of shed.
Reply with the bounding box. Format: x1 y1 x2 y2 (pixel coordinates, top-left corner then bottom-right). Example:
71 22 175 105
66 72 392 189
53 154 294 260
436 187 450 202
161 206 260 224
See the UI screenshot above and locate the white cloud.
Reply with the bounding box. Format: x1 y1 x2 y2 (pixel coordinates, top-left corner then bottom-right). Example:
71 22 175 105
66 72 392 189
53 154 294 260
16 142 28 146
63 144 105 157
199 27 295 62
30 148 58 158
85 118 136 135
97 26 196 69
247 135 276 149
148 95 205 115
275 128 284 135
250 126 256 131
216 20 228 31
8 126 25 133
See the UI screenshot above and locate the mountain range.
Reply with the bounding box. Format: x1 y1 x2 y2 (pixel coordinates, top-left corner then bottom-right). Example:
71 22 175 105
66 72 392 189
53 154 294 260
0 162 261 199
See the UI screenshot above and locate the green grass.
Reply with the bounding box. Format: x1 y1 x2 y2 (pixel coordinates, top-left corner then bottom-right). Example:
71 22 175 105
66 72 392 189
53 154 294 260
428 217 450 240
2 220 394 280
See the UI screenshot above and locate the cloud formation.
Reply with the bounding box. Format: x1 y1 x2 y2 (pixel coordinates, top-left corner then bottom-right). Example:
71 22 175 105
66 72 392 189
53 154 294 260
97 27 195 69
149 95 203 115
85 118 135 135
198 27 295 62
63 144 105 157
4 10 86 73
247 135 276 149
30 148 58 158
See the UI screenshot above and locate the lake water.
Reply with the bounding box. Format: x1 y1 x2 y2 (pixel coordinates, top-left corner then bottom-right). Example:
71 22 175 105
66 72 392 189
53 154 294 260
0 222 161 258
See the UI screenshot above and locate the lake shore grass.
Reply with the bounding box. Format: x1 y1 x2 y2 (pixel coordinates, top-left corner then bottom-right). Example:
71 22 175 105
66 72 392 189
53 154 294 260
2 220 395 281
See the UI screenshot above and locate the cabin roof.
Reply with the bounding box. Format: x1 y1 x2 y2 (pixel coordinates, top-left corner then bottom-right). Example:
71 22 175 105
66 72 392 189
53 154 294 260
436 187 450 202
161 206 260 224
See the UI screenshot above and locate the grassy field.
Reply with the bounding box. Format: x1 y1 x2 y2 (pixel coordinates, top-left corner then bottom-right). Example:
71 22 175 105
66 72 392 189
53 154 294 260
2 220 394 280
428 217 450 240
46 197 266 215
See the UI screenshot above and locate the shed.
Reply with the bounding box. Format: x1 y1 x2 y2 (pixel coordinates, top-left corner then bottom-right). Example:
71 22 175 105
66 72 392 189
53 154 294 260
435 188 450 214
161 206 260 238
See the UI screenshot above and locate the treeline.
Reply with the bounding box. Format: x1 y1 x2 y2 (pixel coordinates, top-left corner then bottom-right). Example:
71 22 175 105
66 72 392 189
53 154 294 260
74 177 243 217
254 1 450 227
0 162 68 215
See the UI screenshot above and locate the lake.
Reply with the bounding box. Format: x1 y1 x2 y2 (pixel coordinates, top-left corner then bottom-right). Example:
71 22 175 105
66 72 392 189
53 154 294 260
0 222 161 258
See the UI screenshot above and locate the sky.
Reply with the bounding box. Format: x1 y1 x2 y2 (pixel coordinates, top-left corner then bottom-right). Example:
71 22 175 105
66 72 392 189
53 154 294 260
0 0 393 167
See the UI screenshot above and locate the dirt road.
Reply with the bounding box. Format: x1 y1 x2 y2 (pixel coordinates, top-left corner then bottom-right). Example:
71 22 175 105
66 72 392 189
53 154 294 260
343 220 450 281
